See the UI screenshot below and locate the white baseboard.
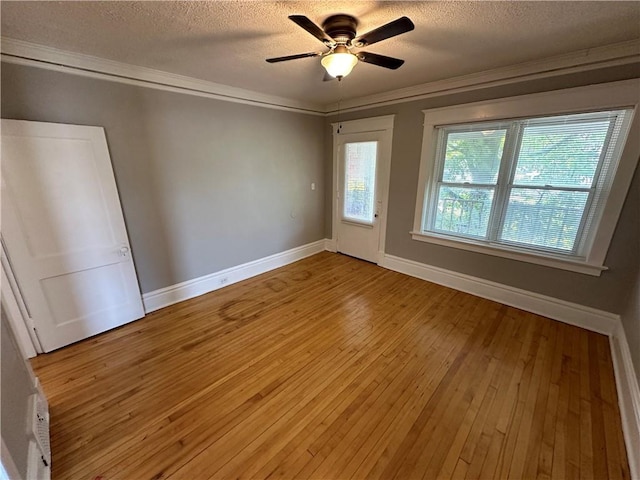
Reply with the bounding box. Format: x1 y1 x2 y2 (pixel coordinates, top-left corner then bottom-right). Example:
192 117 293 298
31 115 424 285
611 323 640 479
380 252 639 477
324 238 337 253
142 240 326 313
381 254 619 335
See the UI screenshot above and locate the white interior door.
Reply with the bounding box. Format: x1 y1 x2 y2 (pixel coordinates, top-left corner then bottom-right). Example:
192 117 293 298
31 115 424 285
1 119 144 352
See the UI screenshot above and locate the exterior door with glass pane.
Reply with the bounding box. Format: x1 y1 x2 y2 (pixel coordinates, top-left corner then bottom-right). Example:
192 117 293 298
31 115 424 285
337 133 382 263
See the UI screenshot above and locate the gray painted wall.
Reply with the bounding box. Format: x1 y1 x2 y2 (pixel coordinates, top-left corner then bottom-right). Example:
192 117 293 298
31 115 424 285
1 62 326 294
621 174 640 384
622 273 640 387
1 307 36 479
326 64 640 314
1 61 637 316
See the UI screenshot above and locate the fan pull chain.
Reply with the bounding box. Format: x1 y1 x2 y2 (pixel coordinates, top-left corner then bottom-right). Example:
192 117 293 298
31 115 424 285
337 79 343 134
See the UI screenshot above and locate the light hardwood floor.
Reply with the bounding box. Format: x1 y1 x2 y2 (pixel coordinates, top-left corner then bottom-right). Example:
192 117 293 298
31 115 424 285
31 252 630 479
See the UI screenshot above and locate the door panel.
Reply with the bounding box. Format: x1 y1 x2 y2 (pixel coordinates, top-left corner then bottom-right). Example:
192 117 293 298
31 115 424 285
1 120 144 352
41 264 130 326
3 136 116 257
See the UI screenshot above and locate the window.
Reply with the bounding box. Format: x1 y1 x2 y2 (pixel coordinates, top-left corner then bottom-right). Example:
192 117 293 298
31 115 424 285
343 141 378 224
412 80 639 275
429 110 630 252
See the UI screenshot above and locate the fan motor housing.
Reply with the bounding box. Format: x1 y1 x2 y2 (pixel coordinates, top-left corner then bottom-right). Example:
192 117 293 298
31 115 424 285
322 14 358 42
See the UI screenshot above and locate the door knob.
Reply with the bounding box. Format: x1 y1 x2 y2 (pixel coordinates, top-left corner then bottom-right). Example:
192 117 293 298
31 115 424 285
119 246 130 256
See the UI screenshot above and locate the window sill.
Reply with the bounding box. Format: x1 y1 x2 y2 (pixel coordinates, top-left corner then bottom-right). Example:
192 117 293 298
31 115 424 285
410 231 607 276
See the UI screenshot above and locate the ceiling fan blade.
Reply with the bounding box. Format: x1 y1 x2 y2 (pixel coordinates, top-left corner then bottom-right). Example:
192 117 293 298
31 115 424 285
266 52 323 63
357 52 405 70
352 16 414 47
289 15 335 45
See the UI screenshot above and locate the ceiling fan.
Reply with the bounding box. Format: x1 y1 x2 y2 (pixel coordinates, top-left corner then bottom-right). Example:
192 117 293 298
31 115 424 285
266 14 415 80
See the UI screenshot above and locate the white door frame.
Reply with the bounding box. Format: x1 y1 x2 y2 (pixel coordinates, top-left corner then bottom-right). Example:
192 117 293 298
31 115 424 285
331 115 395 264
1 241 40 358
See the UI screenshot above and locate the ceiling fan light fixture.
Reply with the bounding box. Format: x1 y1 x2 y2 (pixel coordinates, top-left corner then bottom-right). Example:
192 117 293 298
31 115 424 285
266 14 413 79
321 47 358 79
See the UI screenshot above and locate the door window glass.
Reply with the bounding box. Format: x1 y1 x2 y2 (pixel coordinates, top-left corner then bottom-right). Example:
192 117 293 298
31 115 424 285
343 141 378 223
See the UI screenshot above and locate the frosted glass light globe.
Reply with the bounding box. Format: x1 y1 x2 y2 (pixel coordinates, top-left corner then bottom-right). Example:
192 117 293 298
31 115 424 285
321 49 358 78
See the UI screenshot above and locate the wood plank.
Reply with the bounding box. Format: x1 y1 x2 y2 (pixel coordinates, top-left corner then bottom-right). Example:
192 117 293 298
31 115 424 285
564 322 582 479
29 252 631 480
494 312 544 478
551 324 571 479
537 319 563 479
522 318 558 479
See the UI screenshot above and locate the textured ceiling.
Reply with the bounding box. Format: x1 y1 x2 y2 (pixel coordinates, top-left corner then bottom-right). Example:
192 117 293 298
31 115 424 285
2 1 640 106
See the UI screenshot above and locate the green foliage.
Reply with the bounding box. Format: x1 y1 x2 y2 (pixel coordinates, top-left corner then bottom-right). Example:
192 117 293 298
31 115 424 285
515 121 608 188
444 130 505 184
435 117 611 250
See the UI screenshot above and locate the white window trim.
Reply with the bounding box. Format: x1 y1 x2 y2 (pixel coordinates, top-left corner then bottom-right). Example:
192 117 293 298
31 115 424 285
412 79 640 276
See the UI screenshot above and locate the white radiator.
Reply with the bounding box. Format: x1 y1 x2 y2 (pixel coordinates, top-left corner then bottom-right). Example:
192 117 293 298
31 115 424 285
26 393 50 480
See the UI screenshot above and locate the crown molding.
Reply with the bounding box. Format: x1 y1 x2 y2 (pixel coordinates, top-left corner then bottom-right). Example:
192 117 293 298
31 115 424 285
0 37 326 115
2 37 638 117
324 39 640 115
